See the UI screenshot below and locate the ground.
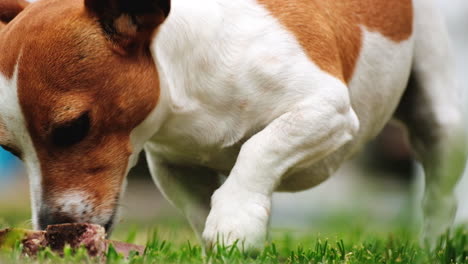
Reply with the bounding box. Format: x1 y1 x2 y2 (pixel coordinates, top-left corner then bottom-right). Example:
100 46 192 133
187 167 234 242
1 181 467 263
0 155 467 263
1 213 467 263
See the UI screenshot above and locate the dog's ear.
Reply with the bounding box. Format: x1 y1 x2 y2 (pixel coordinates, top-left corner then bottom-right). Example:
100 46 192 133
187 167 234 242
0 0 29 24
85 0 170 55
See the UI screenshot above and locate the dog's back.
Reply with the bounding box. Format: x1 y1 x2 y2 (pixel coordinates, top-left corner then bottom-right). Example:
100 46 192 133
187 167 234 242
257 0 413 83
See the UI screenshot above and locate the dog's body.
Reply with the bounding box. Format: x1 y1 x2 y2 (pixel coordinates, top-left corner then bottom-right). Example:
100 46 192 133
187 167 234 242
0 0 466 248
148 0 414 184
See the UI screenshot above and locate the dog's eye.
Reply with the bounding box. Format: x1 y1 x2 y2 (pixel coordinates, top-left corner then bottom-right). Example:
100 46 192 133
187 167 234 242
51 113 90 147
0 145 21 159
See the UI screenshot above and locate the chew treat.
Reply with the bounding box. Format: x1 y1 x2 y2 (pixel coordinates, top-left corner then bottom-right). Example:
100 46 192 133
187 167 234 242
0 224 145 257
0 228 47 255
22 230 47 255
110 241 146 257
45 224 107 257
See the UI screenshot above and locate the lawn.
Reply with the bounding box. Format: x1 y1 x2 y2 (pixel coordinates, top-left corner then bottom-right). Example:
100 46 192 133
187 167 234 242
0 172 467 263
1 211 467 264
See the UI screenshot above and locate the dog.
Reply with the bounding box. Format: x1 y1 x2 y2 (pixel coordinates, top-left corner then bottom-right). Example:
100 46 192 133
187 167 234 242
0 0 466 249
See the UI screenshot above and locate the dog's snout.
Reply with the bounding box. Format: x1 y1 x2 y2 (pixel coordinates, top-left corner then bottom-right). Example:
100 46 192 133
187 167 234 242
38 208 114 234
35 192 117 234
37 192 97 230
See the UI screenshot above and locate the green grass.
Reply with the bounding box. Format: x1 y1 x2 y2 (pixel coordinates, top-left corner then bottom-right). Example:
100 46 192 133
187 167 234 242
1 217 467 264
0 186 466 263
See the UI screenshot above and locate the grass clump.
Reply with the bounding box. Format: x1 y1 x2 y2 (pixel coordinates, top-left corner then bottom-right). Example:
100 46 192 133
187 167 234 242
1 226 466 264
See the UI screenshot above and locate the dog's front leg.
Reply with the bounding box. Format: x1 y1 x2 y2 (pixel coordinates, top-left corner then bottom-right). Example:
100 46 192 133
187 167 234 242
202 88 360 249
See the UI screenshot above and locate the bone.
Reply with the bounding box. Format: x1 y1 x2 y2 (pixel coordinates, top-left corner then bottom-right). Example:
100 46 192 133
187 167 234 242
0 224 145 257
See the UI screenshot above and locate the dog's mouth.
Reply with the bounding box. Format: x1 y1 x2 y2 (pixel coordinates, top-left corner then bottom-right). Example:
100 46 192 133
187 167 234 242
103 197 120 237
104 211 116 237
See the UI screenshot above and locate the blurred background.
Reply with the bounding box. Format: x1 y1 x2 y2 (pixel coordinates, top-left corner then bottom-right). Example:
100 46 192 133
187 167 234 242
1 0 467 243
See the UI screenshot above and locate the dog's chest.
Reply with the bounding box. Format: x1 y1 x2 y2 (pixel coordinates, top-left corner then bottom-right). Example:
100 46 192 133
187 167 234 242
149 125 244 173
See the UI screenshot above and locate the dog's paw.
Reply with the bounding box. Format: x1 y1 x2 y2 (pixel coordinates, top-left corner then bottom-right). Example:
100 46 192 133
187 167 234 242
421 223 449 250
421 216 454 250
421 195 457 249
202 185 271 250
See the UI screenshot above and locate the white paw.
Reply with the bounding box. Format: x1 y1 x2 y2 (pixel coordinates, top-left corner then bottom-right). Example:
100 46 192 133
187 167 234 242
421 195 457 249
202 185 271 250
421 219 452 250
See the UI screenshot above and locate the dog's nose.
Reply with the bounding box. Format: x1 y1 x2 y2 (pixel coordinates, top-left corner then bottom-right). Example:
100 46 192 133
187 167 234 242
37 208 114 234
38 209 77 230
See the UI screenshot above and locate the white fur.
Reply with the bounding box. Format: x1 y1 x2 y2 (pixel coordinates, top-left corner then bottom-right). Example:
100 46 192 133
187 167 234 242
150 0 358 169
55 192 88 217
348 28 414 148
51 191 114 224
0 59 43 229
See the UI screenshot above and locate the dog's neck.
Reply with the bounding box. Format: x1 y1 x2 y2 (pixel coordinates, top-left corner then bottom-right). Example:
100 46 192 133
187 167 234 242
150 0 265 114
144 0 232 130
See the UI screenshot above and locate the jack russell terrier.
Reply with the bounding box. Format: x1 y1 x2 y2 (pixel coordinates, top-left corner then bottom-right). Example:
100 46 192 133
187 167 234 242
0 0 466 249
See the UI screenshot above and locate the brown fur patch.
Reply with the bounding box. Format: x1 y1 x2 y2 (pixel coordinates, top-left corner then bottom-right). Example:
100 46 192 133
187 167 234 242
257 0 413 83
0 0 161 212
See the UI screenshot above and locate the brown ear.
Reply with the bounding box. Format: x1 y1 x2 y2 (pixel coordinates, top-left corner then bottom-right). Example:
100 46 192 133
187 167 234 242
0 0 29 24
85 0 170 55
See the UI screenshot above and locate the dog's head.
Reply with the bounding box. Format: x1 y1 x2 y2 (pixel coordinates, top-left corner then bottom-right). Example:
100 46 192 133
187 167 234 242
0 0 169 232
